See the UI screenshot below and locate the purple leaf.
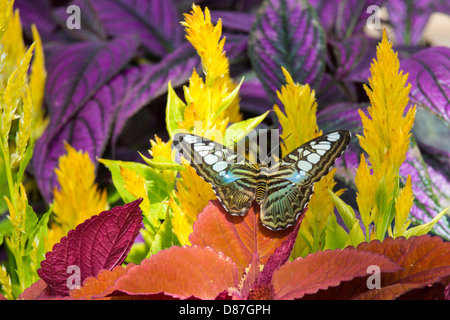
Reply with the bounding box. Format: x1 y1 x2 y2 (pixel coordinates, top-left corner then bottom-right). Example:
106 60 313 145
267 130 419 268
211 10 255 33
111 42 200 143
401 47 450 125
14 0 56 39
329 35 378 81
239 79 271 113
249 0 326 104
43 36 139 137
33 36 139 202
387 0 450 45
37 199 143 296
309 0 385 39
76 0 182 57
400 142 450 240
34 66 141 202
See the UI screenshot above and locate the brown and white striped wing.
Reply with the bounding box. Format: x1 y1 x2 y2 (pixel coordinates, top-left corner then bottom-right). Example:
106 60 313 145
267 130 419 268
260 130 351 230
172 133 258 216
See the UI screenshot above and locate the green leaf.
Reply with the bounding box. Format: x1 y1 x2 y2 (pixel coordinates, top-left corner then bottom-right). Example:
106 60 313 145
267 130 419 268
150 210 180 255
324 213 349 250
345 221 366 247
403 208 448 239
139 152 184 171
223 111 270 148
99 158 174 225
165 81 187 138
16 139 34 185
328 189 357 230
211 77 244 122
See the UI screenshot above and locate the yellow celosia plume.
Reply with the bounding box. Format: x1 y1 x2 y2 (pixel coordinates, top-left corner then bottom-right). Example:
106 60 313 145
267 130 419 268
355 30 417 240
46 143 108 251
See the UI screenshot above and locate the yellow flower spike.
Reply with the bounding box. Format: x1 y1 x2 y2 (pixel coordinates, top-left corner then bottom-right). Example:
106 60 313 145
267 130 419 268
0 0 13 39
169 198 193 246
393 175 413 237
120 166 151 216
355 30 417 240
181 5 228 84
10 85 32 168
274 67 321 156
29 24 48 140
0 264 13 300
354 154 376 233
49 143 108 250
180 4 241 127
1 42 35 150
2 9 25 69
175 158 216 223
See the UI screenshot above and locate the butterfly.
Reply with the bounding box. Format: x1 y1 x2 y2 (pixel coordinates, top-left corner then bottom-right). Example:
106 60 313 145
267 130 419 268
173 130 351 230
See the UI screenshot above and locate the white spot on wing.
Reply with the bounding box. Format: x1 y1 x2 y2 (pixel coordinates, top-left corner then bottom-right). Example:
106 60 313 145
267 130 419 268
298 160 312 172
212 161 227 172
204 154 218 165
312 143 331 150
316 149 326 156
307 153 320 164
183 135 198 144
327 132 340 141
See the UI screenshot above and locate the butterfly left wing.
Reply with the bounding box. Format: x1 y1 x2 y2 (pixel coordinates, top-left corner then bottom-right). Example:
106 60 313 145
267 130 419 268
260 130 351 230
173 133 258 216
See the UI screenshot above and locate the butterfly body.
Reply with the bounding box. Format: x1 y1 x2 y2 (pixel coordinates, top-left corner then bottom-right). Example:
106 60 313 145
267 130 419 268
173 130 351 230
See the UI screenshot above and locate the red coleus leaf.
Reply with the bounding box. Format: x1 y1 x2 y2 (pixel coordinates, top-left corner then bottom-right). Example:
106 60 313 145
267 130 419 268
353 235 450 299
37 199 143 296
300 235 450 300
189 200 301 275
94 245 239 300
271 247 401 300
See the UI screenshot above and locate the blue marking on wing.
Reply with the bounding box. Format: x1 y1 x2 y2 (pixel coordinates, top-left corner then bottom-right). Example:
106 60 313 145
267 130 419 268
284 171 308 184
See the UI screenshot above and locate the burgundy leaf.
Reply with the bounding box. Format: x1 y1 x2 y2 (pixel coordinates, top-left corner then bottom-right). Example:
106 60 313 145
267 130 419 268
249 0 326 104
37 199 143 296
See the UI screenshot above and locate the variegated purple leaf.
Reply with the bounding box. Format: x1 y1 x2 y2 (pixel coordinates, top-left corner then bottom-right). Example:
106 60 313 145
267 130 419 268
309 0 385 39
401 46 450 124
14 0 56 39
211 10 255 33
34 43 199 202
239 78 271 113
111 42 200 144
52 0 108 41
42 36 139 138
34 66 142 203
249 0 326 104
72 0 182 57
329 35 378 81
387 0 450 45
400 141 450 240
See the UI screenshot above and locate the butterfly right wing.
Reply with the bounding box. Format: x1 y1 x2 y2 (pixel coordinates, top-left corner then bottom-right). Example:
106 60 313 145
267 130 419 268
173 133 258 216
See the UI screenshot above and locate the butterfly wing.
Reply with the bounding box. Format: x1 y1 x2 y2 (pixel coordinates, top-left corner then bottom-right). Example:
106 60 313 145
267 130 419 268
173 133 258 216
260 130 351 230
